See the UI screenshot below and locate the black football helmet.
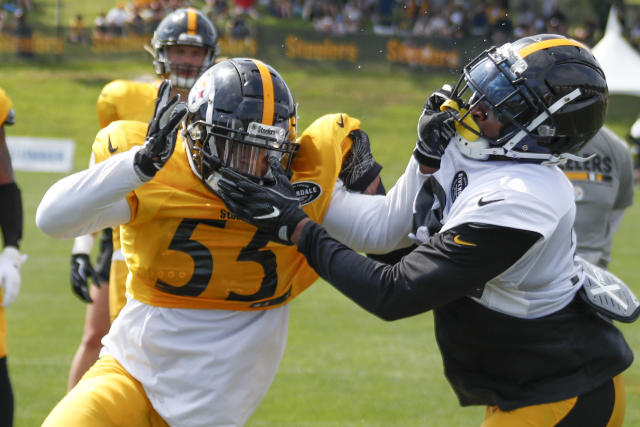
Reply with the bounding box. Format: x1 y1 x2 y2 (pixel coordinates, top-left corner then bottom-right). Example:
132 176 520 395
148 8 220 91
183 58 299 196
446 34 608 163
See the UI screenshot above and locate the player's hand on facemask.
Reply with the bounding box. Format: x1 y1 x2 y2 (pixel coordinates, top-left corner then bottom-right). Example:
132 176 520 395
0 246 27 307
413 84 456 169
134 79 188 181
70 253 101 303
216 157 308 245
339 129 382 192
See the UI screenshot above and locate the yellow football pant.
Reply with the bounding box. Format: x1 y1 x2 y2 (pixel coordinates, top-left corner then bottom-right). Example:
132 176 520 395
482 375 625 427
43 355 168 427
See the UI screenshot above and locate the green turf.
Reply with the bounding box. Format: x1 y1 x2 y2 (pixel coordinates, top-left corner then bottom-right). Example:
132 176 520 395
1 59 639 426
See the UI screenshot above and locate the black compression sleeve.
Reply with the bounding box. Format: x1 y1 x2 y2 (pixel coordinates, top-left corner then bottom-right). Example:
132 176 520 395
298 221 541 321
0 182 23 248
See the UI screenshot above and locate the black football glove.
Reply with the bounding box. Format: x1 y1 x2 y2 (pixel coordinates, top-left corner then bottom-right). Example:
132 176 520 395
133 80 188 181
413 84 456 168
216 157 308 245
339 129 382 192
70 254 101 303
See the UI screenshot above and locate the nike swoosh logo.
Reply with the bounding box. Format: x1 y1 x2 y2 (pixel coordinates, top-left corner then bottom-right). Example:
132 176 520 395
255 206 281 220
453 234 477 246
477 196 504 207
337 114 344 128
108 135 118 153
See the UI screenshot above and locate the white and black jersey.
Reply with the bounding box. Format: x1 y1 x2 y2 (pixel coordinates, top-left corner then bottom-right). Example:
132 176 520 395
298 142 632 411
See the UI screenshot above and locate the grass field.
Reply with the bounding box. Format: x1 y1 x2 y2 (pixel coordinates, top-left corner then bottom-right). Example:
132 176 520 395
1 57 640 427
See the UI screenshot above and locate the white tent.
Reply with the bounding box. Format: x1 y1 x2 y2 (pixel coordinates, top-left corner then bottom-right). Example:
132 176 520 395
591 6 640 96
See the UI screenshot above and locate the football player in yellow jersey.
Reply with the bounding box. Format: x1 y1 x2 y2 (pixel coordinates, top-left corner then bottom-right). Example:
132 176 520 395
0 87 27 427
37 58 383 426
66 7 221 391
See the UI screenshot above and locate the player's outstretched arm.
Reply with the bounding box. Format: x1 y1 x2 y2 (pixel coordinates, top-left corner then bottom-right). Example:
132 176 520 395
37 81 187 239
36 149 139 239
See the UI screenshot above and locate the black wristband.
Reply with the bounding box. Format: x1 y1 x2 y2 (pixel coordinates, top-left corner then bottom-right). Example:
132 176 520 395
412 148 441 168
344 161 382 192
0 182 23 248
133 150 157 180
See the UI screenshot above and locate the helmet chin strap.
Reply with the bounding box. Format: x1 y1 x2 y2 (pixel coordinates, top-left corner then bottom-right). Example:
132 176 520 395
455 88 589 164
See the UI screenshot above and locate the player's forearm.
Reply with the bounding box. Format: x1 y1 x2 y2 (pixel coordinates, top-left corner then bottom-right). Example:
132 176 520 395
322 156 423 253
36 148 140 239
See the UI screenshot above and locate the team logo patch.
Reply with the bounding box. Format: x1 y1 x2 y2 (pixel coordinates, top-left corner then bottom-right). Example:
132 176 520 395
450 171 468 202
293 181 322 205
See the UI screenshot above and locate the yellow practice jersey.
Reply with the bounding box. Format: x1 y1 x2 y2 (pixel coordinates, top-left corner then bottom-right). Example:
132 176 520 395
97 79 159 128
93 113 359 310
0 87 14 127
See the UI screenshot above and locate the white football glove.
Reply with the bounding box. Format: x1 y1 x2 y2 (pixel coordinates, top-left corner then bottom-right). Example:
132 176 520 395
0 246 28 307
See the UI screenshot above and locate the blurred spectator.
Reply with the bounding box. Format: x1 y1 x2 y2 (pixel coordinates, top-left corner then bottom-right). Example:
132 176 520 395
128 7 146 35
541 0 559 19
630 17 640 50
270 0 292 18
228 12 253 40
144 1 165 33
545 6 568 35
69 13 90 45
491 8 513 44
302 0 324 21
0 11 7 34
93 11 109 42
14 10 33 58
165 0 187 12
514 2 536 37
343 0 363 33
203 0 230 37
571 18 599 45
469 3 489 36
106 2 129 37
233 0 259 19
628 113 640 186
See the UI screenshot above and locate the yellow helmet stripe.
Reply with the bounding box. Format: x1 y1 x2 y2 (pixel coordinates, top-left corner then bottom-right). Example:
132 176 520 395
518 38 588 59
187 8 198 35
252 59 275 125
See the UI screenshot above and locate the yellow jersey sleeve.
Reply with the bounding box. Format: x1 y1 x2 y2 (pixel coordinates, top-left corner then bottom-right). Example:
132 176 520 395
292 113 359 222
0 87 15 127
96 80 159 129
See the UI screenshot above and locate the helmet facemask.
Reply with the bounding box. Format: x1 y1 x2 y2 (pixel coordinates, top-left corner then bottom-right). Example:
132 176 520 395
152 43 218 91
184 113 299 194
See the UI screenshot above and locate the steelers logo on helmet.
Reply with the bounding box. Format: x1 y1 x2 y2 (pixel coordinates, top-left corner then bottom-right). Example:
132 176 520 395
183 58 299 198
446 34 608 164
147 8 220 91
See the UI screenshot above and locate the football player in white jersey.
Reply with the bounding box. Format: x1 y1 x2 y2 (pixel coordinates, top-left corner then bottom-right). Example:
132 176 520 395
215 34 636 426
